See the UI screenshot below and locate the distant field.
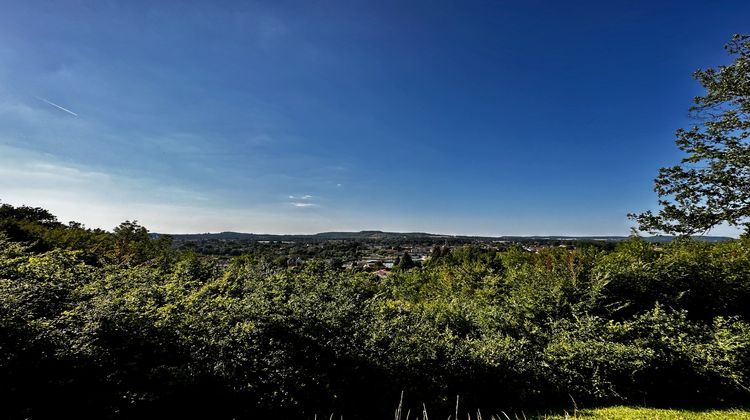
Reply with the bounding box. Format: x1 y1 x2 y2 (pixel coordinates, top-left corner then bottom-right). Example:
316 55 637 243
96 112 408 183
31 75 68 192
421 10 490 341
540 406 750 419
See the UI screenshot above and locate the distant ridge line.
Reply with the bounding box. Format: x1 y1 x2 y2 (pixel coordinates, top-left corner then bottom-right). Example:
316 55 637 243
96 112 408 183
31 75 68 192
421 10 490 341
153 230 734 243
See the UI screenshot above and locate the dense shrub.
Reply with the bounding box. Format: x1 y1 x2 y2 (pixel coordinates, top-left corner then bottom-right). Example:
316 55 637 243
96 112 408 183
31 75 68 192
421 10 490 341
1 206 750 418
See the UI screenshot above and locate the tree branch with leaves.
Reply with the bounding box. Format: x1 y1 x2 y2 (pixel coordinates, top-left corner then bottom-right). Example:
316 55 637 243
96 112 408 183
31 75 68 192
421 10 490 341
631 34 750 236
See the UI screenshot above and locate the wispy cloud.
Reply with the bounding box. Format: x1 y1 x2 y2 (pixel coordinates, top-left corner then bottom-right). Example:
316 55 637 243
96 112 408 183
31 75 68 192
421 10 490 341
288 193 318 208
290 202 318 208
35 96 78 117
0 144 347 233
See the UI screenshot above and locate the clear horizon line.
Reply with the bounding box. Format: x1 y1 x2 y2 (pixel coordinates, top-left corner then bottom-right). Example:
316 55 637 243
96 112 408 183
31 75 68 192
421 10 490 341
151 229 735 238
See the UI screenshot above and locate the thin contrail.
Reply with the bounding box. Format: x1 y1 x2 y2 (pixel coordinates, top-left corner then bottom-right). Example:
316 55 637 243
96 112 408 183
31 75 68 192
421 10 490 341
36 96 78 117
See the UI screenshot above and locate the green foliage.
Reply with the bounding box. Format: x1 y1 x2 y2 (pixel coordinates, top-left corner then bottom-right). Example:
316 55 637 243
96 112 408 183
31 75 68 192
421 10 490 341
544 406 750 419
632 34 750 235
396 251 416 270
593 237 750 319
1 203 750 418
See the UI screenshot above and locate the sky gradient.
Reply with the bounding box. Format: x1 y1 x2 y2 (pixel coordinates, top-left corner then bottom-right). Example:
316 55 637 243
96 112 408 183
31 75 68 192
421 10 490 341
1 1 748 235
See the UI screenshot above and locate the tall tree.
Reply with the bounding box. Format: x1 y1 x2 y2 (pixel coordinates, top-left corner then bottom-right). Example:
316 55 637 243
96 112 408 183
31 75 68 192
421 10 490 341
398 252 415 270
631 34 750 235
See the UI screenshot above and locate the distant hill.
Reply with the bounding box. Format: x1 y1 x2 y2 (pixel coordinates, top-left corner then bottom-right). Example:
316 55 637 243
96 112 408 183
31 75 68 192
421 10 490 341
154 230 734 243
156 230 448 242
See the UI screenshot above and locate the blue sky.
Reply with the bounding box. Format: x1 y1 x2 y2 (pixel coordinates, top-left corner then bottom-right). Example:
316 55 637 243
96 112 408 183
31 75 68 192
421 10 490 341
1 1 748 235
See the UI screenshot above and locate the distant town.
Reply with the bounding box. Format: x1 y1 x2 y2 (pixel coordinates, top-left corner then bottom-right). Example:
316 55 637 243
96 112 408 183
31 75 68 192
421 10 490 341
164 230 733 276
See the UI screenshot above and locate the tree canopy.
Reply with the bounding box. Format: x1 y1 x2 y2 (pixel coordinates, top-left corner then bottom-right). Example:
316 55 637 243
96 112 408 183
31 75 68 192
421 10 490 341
632 34 750 235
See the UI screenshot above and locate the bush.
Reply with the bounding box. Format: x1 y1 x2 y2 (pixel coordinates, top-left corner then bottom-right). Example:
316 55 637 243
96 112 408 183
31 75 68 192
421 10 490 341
1 205 750 418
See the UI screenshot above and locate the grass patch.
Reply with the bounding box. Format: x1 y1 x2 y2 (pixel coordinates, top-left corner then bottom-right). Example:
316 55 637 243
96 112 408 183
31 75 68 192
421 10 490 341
540 406 750 419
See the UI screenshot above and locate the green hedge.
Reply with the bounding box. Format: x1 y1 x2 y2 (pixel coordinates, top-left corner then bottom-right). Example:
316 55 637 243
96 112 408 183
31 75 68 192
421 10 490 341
1 207 749 418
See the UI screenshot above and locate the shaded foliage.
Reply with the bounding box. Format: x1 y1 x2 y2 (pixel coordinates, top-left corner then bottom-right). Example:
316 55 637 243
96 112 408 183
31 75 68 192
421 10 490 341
632 34 750 235
1 204 749 418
